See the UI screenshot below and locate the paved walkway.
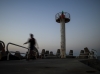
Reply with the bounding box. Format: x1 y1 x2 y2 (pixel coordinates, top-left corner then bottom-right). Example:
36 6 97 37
0 59 100 74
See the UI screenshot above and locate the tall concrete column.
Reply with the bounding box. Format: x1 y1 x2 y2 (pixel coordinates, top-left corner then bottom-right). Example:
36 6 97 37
55 11 70 58
60 19 66 58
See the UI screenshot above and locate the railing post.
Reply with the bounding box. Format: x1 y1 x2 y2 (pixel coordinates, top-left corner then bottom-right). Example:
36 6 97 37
7 52 10 60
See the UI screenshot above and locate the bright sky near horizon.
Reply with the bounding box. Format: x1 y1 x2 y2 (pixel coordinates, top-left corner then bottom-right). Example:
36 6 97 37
0 0 100 56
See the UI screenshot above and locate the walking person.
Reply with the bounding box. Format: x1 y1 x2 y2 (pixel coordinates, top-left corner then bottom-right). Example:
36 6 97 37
24 34 39 60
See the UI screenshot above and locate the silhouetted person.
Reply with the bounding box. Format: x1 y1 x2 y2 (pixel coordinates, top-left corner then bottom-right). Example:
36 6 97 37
24 34 38 60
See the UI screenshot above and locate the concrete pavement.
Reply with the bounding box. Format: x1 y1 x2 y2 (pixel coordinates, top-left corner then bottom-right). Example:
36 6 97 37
0 59 100 74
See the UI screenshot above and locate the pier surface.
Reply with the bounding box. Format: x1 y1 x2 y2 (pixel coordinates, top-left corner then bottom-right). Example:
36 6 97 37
0 59 100 74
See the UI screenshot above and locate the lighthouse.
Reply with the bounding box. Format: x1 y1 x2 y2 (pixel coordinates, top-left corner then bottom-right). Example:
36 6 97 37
55 11 70 58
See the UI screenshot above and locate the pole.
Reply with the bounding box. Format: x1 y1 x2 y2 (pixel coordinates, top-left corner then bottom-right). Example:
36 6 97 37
60 18 66 58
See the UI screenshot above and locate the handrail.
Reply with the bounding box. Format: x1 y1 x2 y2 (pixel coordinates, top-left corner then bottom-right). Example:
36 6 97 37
9 51 26 54
88 49 98 59
6 42 29 52
6 42 30 60
91 49 97 59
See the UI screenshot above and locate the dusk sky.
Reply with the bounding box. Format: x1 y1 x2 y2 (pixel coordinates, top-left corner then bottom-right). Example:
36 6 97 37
0 0 100 56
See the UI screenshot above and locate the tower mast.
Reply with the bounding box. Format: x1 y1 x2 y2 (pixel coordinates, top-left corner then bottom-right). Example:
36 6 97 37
55 11 70 58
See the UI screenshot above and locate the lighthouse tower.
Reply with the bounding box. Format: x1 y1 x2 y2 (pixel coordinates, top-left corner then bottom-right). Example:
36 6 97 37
55 11 70 58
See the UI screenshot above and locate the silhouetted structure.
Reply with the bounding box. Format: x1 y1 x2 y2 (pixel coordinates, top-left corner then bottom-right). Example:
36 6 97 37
0 41 5 55
79 47 90 59
50 51 53 56
79 50 84 59
56 49 60 57
41 49 46 58
41 49 45 55
0 41 6 60
69 50 73 56
84 47 90 55
45 50 49 56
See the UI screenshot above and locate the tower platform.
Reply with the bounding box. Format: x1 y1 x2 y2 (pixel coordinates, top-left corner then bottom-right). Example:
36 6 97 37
55 11 70 23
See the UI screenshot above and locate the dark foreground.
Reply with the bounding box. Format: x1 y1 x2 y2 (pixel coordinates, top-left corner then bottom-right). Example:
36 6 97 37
0 59 100 74
80 59 100 71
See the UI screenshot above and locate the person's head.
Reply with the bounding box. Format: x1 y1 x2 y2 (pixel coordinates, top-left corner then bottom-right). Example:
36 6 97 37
30 34 34 38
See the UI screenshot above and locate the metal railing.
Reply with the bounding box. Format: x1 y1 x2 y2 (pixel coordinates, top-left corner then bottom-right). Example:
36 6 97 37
6 42 29 51
6 42 29 60
55 12 70 20
91 49 97 59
